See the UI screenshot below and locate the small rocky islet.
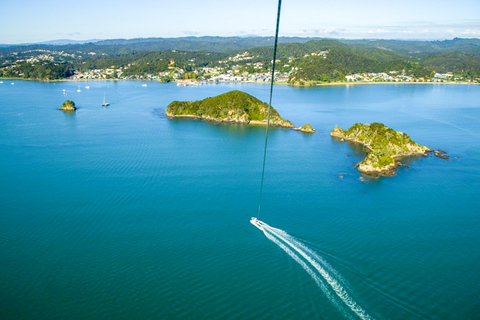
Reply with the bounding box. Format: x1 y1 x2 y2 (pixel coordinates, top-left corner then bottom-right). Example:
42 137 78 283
59 100 76 111
294 123 315 133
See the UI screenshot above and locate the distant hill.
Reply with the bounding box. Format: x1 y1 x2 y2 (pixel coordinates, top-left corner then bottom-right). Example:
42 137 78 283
93 36 322 53
0 36 323 58
420 52 480 74
250 40 431 83
2 36 479 56
340 38 480 56
0 39 102 48
36 39 103 45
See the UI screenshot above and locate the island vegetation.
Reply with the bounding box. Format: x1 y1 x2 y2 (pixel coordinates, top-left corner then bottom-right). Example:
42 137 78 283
59 100 76 111
165 90 293 127
331 123 433 177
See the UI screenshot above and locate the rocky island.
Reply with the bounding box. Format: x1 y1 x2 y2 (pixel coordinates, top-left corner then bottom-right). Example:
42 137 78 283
331 123 433 177
165 90 293 128
294 123 315 133
59 100 76 111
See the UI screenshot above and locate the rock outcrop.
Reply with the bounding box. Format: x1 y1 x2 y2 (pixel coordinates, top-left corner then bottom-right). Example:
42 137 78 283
59 100 76 111
434 149 449 160
294 123 315 133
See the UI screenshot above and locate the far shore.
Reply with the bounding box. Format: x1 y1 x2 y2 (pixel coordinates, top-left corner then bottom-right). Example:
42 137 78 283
1 77 478 86
289 80 479 87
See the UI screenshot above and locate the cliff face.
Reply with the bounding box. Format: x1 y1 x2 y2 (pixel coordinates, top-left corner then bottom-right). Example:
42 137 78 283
331 123 433 176
165 90 293 128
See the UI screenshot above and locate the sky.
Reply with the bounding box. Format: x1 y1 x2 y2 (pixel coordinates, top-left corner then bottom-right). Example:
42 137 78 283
0 0 479 44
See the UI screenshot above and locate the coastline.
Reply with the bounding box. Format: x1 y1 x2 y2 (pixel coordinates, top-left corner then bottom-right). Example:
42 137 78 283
1 77 478 86
290 80 478 87
166 114 294 128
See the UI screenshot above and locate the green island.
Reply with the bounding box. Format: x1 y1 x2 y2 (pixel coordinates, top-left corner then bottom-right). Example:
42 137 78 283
294 123 315 133
59 100 76 111
331 123 433 177
165 90 294 127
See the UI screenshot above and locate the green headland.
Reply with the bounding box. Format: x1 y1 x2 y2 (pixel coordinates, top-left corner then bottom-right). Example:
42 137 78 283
331 122 433 177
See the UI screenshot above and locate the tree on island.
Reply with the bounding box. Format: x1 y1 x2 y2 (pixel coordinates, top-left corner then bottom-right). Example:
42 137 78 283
59 100 76 111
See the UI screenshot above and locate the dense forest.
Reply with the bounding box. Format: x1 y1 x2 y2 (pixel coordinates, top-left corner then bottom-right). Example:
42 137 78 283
0 61 74 80
166 90 293 127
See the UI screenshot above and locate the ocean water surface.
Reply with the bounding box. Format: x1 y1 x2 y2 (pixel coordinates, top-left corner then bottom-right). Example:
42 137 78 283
0 80 479 319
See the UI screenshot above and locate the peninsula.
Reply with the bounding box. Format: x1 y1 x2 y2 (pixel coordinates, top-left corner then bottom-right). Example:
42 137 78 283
165 90 293 127
331 123 433 177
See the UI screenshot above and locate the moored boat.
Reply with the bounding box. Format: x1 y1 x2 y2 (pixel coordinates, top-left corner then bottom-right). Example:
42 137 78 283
102 94 109 106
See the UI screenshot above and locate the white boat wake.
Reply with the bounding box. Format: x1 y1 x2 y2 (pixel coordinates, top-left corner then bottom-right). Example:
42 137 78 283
251 218 374 320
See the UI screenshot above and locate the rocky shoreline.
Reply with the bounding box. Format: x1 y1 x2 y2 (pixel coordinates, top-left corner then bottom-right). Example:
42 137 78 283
165 112 294 128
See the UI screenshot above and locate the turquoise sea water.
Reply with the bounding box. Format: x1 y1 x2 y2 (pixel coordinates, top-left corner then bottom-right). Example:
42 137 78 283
1 80 479 319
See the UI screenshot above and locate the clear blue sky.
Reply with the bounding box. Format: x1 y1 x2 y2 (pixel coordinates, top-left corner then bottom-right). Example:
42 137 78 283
1 0 479 44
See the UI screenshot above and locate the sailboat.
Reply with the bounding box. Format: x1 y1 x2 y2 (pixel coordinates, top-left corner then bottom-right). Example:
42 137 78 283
102 94 109 106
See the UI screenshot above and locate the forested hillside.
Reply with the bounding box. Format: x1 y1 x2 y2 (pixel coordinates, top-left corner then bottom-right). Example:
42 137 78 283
1 37 479 82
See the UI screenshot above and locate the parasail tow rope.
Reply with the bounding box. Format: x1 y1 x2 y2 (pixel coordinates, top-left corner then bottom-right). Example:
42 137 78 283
257 0 282 219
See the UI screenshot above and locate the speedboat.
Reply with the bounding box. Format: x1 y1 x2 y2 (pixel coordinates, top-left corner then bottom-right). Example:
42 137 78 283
250 217 263 230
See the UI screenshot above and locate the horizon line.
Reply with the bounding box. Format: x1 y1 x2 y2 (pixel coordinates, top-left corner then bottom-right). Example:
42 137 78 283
2 35 479 47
